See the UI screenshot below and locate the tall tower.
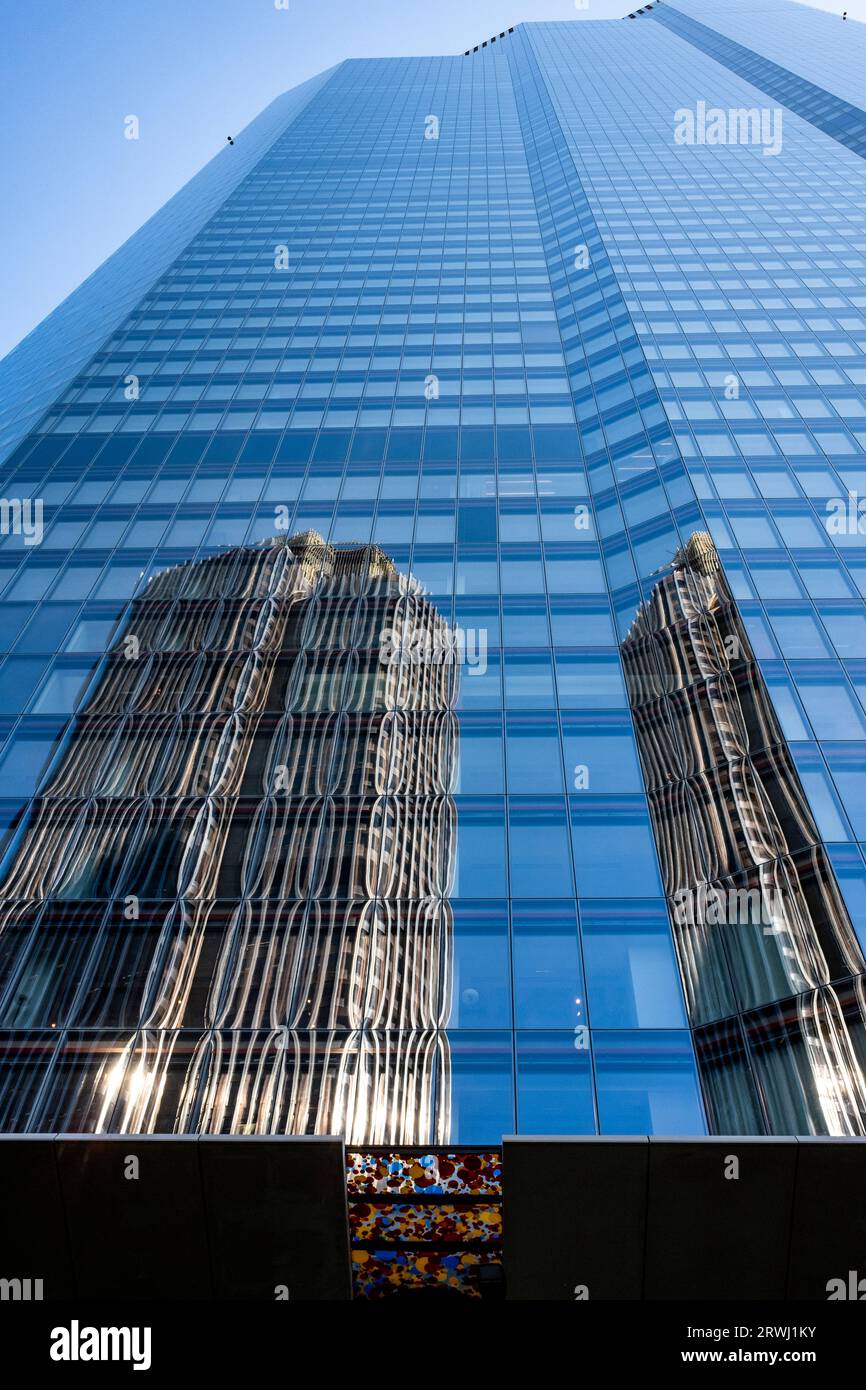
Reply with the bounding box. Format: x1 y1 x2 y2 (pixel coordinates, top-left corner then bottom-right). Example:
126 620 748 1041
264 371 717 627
2 0 866 1142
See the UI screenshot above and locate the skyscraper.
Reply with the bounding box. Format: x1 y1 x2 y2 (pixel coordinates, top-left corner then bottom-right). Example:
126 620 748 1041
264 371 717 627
2 0 866 1147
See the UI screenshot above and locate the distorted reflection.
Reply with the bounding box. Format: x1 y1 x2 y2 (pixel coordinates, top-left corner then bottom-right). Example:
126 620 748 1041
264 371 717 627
0 533 458 1142
621 532 866 1135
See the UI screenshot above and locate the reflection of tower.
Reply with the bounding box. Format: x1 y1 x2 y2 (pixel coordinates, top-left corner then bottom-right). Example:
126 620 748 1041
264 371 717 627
0 533 458 1144
621 533 866 1135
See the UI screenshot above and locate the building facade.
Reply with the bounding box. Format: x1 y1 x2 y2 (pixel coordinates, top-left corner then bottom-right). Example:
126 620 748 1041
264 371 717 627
1 0 866 1142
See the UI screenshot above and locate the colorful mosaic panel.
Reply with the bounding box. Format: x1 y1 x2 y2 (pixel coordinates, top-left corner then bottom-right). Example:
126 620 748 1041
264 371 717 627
347 1151 502 1195
351 1249 495 1300
349 1201 501 1244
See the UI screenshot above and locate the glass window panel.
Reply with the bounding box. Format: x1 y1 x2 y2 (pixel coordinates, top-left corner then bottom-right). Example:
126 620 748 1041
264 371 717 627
0 731 59 795
453 718 504 794
791 746 853 842
561 716 643 793
453 800 507 897
448 1031 514 1144
594 1032 706 1135
581 902 687 1028
508 798 574 898
516 1032 595 1134
512 901 584 1029
504 652 556 708
792 670 866 739
555 655 626 709
570 800 662 896
31 665 94 715
450 903 511 1028
505 714 564 793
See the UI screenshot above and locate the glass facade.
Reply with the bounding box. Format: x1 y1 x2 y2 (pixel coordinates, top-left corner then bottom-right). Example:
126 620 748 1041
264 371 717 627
1 0 865 1143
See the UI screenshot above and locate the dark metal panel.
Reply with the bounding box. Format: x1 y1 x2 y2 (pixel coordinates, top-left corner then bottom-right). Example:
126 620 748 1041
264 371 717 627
644 1136 796 1300
55 1134 212 1299
198 1135 352 1301
503 1136 649 1300
787 1137 866 1300
0 1134 74 1299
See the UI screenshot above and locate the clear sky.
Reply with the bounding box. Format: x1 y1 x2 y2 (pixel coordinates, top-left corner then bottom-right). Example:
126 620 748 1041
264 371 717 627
0 0 860 362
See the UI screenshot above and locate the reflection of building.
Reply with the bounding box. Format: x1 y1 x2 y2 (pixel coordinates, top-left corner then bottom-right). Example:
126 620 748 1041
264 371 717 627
0 533 458 1143
621 534 866 1135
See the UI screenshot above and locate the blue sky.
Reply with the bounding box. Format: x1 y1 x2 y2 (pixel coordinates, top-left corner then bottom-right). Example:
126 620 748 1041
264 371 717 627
0 0 858 361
